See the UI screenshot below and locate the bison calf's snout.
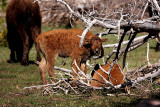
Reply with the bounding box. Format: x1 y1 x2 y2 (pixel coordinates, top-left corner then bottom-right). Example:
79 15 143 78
94 48 100 56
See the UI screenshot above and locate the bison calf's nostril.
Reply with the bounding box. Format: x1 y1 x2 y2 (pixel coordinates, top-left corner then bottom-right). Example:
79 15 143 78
95 49 100 55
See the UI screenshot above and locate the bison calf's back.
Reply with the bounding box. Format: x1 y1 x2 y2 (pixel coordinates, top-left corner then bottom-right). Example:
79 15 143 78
36 29 107 85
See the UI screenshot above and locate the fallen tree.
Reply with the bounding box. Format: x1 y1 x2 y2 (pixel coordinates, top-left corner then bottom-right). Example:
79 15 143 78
25 0 160 95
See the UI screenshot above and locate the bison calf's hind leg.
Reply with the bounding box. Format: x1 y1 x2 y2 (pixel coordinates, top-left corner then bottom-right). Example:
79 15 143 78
35 41 41 63
39 58 47 85
46 53 58 83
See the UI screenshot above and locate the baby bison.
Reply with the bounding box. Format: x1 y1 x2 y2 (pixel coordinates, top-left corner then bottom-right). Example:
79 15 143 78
36 29 107 85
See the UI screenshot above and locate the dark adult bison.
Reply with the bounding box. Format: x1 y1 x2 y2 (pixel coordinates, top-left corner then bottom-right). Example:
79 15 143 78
6 0 41 65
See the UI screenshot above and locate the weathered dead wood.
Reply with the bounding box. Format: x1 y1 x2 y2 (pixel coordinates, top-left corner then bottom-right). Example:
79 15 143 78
23 80 63 90
54 66 72 73
95 30 131 36
152 0 160 13
132 69 160 86
121 21 160 33
57 0 116 47
105 34 156 63
26 0 160 95
56 0 160 70
36 61 72 73
23 63 160 95
103 35 148 48
127 62 160 74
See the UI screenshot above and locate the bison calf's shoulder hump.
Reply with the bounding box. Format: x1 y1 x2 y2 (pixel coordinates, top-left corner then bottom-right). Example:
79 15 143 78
36 29 107 85
6 0 41 65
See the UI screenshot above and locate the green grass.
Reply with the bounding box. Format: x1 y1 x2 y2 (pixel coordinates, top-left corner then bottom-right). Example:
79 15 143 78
0 12 160 106
1 2 160 106
102 33 160 68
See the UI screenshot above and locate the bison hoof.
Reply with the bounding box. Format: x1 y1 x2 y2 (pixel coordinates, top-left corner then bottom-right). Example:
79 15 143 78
20 61 29 66
7 59 18 63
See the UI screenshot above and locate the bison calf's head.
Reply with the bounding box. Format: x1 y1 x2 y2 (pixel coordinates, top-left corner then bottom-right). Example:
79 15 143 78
84 37 107 57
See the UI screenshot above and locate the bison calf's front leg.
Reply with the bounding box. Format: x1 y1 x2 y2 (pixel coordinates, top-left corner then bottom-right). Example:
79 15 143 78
71 59 87 87
72 59 80 87
80 63 87 83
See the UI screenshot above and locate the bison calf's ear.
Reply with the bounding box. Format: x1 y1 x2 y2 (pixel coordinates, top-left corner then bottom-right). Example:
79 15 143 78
83 38 91 47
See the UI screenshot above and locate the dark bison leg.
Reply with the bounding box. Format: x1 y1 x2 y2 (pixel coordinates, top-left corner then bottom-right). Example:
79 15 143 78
8 40 16 62
16 46 23 62
18 28 30 65
22 35 29 65
10 49 16 62
7 27 17 63
7 49 17 63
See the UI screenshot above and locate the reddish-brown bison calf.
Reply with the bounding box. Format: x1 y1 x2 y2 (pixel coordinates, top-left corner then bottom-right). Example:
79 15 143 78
6 0 41 65
91 63 124 87
36 29 107 85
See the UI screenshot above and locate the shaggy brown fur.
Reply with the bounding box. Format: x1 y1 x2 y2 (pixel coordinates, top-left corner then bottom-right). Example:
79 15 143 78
91 63 124 87
6 0 41 65
36 29 107 85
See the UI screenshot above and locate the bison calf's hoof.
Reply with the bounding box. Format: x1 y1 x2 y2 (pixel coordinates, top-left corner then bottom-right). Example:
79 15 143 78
72 80 78 88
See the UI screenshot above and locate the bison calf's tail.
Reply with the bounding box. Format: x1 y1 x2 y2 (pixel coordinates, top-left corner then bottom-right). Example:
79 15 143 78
35 41 41 62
